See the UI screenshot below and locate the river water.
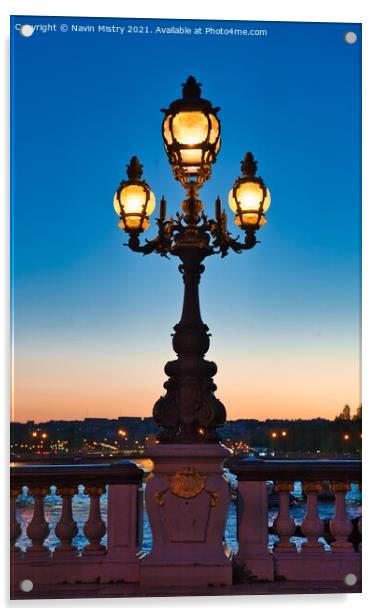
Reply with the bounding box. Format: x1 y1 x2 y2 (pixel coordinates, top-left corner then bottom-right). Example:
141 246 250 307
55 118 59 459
14 459 362 554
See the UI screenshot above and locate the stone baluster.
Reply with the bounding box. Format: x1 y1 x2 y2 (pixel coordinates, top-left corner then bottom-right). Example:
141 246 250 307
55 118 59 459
55 487 78 553
301 482 324 550
83 485 106 553
273 481 296 551
10 486 22 554
329 481 353 550
26 487 50 554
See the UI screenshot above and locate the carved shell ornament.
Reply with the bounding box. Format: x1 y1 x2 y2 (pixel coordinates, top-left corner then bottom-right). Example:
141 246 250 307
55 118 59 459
154 466 218 506
169 467 206 498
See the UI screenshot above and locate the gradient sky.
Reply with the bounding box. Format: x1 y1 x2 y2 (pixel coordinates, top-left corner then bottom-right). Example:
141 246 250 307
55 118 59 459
11 17 361 422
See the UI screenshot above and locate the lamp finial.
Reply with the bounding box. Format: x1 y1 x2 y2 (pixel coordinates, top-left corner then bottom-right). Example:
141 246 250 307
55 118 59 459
241 152 258 178
182 76 202 99
126 156 143 181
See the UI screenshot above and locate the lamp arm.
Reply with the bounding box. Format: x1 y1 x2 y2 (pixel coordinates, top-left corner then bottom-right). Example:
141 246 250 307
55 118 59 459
125 218 174 257
227 228 259 253
209 215 258 257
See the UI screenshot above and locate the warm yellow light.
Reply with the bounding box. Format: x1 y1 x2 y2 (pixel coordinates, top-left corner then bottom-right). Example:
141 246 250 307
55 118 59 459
163 114 174 144
172 111 208 145
228 184 271 214
344 434 350 440
42 433 47 439
113 185 155 217
264 188 271 211
282 431 287 437
198 428 205 435
272 432 277 438
234 213 266 228
114 183 155 232
208 114 220 144
118 218 150 231
32 432 37 437
180 149 203 164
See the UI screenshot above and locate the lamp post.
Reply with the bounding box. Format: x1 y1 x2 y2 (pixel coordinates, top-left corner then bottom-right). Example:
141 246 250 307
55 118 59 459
113 76 270 444
113 77 271 587
270 431 277 457
281 430 288 457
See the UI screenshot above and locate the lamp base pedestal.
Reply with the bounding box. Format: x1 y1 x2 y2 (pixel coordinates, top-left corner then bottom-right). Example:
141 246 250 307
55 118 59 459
140 443 233 588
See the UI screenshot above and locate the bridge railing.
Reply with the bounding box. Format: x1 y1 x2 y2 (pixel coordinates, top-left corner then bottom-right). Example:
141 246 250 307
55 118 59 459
228 458 362 583
10 461 144 593
10 457 362 596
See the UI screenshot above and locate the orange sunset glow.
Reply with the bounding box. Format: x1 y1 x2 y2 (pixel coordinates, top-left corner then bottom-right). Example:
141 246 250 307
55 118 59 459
12 344 360 423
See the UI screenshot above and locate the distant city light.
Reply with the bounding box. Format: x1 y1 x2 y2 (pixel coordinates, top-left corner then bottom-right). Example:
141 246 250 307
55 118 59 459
10 416 362 460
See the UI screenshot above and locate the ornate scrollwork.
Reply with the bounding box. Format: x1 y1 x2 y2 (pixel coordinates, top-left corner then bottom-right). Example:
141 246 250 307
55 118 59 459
153 371 226 443
125 200 258 260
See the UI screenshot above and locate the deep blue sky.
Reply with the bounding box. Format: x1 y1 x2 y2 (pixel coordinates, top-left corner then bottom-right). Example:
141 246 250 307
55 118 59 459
11 17 361 421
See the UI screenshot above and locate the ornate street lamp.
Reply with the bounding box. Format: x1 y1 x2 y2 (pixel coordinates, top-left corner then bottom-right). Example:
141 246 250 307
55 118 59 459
113 76 271 443
228 151 271 228
161 75 221 193
113 156 156 233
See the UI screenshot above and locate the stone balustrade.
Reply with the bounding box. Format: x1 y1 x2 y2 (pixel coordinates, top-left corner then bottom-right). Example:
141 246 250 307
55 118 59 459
10 461 144 594
229 458 362 584
10 457 361 597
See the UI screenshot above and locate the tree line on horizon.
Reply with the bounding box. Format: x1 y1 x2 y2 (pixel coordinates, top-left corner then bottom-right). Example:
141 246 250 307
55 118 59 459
220 405 362 454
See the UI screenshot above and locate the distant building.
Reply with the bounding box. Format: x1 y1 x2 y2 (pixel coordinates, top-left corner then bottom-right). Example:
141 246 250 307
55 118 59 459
84 418 113 424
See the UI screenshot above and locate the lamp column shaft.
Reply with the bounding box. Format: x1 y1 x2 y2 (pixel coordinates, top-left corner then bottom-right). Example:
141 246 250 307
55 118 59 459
179 260 203 327
153 250 226 442
173 257 209 357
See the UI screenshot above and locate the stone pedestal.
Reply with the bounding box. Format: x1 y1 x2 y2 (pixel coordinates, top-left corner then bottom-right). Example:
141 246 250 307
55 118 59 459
140 443 233 588
236 480 274 580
